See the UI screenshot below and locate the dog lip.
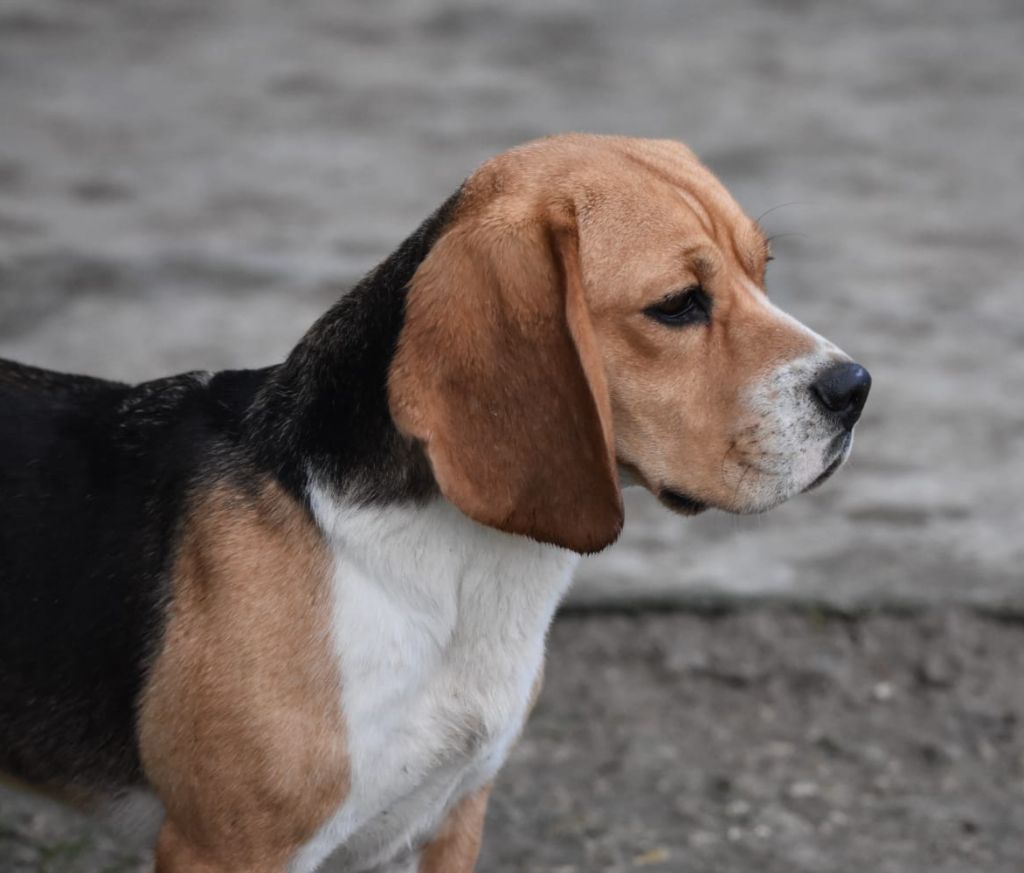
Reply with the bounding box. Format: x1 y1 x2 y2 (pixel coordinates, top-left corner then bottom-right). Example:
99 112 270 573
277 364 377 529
658 488 709 515
804 437 850 492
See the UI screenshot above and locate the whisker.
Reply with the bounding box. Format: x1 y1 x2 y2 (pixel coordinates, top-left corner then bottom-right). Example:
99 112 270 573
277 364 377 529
754 201 807 225
765 231 809 246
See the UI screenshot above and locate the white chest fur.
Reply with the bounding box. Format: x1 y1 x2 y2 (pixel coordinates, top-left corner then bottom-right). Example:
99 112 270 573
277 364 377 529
288 489 579 873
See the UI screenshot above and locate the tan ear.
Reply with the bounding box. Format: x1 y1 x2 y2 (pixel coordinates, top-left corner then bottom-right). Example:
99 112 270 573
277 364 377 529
388 206 623 554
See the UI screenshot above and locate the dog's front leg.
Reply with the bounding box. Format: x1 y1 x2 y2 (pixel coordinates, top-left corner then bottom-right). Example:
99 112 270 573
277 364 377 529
154 818 292 873
417 785 492 873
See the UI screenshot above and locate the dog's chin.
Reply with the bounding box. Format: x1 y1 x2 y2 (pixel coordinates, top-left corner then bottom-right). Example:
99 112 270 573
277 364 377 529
803 432 854 494
657 488 709 516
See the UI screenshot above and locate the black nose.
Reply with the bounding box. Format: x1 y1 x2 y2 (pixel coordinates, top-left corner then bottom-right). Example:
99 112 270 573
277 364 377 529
811 361 871 428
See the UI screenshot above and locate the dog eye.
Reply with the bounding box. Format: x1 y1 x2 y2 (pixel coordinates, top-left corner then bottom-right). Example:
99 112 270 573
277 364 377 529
645 287 710 327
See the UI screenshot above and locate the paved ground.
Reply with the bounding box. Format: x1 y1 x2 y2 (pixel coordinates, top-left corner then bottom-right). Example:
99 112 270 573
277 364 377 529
1 0 1023 870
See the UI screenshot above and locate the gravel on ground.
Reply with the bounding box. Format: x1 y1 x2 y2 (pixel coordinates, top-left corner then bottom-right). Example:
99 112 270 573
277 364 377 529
2 606 1022 873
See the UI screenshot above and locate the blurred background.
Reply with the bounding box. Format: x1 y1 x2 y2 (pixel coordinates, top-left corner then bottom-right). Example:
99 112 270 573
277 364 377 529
1 0 1022 871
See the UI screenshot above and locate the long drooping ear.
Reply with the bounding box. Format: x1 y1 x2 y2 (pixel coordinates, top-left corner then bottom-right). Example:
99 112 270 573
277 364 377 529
388 204 623 554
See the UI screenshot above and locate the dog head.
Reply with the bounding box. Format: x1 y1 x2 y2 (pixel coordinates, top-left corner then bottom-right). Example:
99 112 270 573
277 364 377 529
389 135 870 553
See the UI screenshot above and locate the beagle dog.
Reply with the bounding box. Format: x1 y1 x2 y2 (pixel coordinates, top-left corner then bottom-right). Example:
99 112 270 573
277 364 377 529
0 135 870 872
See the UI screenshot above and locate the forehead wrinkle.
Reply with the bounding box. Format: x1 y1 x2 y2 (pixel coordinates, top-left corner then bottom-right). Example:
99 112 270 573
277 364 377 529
705 216 764 285
672 186 715 237
679 243 721 284
671 180 756 280
751 220 771 253
664 170 764 280
606 145 732 246
726 229 755 278
739 222 770 275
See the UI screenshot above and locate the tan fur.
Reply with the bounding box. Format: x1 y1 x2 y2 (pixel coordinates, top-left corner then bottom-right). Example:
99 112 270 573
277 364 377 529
139 480 348 873
419 785 492 873
391 134 819 529
389 191 622 554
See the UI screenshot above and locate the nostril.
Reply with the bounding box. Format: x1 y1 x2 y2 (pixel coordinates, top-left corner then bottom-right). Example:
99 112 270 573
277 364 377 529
811 362 872 425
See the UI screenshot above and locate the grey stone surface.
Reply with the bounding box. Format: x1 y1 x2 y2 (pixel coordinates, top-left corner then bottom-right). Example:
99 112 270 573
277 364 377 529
1 0 1022 608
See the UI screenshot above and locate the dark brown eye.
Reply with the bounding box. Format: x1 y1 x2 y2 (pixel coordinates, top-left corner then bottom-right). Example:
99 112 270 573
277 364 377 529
645 286 710 327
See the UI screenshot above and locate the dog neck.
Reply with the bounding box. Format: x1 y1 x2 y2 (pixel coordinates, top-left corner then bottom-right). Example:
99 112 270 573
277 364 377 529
247 192 462 508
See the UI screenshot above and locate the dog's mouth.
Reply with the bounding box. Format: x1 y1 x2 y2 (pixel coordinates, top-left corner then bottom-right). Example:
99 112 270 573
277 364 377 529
656 431 852 515
658 488 709 516
804 432 852 493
